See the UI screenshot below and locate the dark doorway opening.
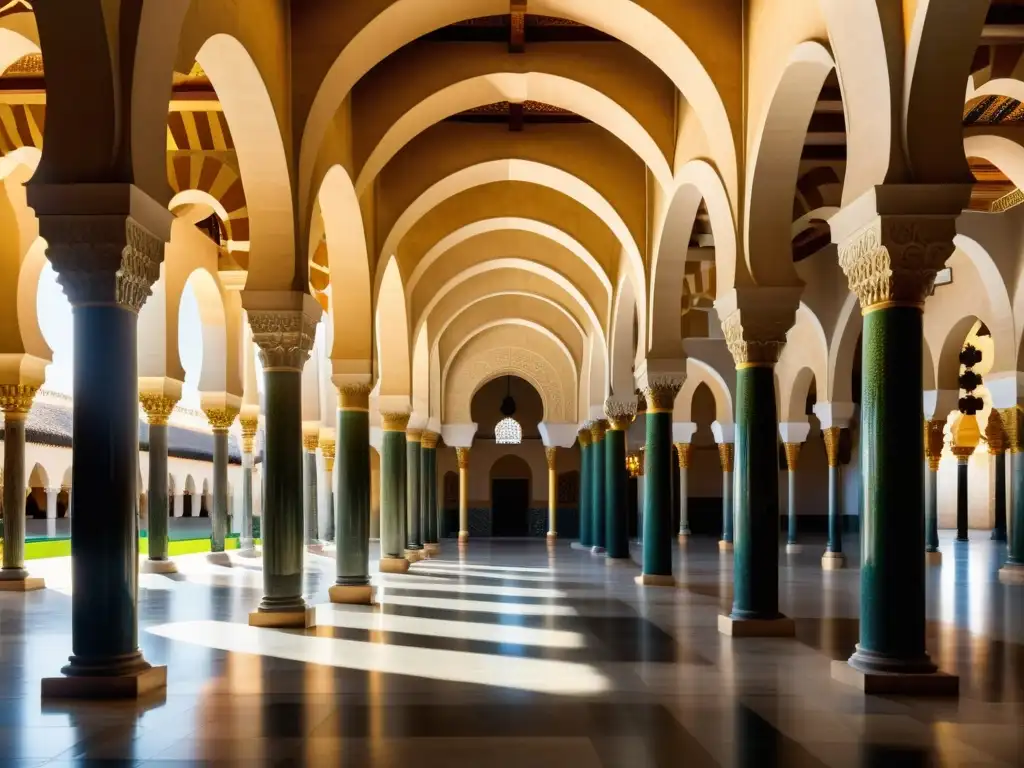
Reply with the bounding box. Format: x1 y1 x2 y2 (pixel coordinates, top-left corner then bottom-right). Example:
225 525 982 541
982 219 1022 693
491 478 529 536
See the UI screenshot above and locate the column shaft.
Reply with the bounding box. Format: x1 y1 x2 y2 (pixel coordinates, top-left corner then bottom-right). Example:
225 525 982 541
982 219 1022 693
0 406 29 578
676 443 691 537
336 398 370 586
641 409 673 577
851 306 933 674
955 456 969 542
992 451 1007 541
545 447 557 538
590 421 608 552
578 430 592 547
731 365 782 621
783 443 800 546
380 415 409 560
824 428 842 554
258 370 306 614
421 435 438 547
147 423 170 561
303 439 319 545
1008 447 1024 567
925 464 939 552
241 459 254 549
406 432 422 552
719 444 734 546
211 429 230 552
456 447 470 542
605 427 629 558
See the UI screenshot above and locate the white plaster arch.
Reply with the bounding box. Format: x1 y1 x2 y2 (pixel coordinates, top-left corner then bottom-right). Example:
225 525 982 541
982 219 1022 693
169 189 230 227
672 356 733 424
356 71 672 195
375 256 411 401
827 293 863 405
778 366 817 424
609 272 639 398
776 302 830 418
27 461 49 489
179 268 229 395
952 234 1015 375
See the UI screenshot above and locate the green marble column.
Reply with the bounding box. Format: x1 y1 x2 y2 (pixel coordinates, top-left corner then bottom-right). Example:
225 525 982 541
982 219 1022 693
954 448 972 542
332 385 373 603
577 428 592 548
302 431 319 545
998 408 1024 584
239 416 259 553
985 410 1007 542
590 420 608 554
822 427 846 569
380 413 411 573
421 431 439 553
207 408 238 556
605 412 633 559
638 380 681 585
675 443 692 538
406 429 422 556
729 364 787 626
718 443 734 550
849 305 934 674
140 395 176 572
0 387 40 589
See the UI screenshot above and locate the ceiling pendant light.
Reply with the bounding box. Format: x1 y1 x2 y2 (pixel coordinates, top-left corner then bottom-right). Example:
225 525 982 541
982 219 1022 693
495 375 522 445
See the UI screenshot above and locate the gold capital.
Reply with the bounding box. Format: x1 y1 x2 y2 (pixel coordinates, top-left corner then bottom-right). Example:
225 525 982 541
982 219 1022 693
717 442 734 473
822 427 841 468
338 383 371 411
320 437 336 472
577 426 592 447
140 393 177 426
999 408 1021 453
0 385 38 417
421 431 439 449
589 419 608 442
605 398 637 430
302 432 320 452
456 446 471 469
924 419 945 471
205 406 239 432
675 442 692 470
406 428 423 443
985 409 1006 455
381 412 410 432
240 415 259 455
783 442 801 472
721 311 785 367
643 377 683 413
545 446 557 470
951 445 975 464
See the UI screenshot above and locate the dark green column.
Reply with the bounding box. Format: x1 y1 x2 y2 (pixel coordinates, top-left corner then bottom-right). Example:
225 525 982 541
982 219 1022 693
639 381 680 584
729 364 786 624
924 420 942 563
849 305 934 674
0 389 37 587
207 409 236 556
718 443 734 549
605 412 633 559
303 432 319 545
822 427 846 569
332 385 373 602
992 451 1007 541
406 430 422 555
954 450 971 542
577 427 592 548
590 420 608 553
999 408 1024 584
421 432 439 552
379 413 410 572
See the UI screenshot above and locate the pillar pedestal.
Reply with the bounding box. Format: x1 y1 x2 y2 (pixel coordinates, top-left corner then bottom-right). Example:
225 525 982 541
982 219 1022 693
329 584 376 604
822 551 847 570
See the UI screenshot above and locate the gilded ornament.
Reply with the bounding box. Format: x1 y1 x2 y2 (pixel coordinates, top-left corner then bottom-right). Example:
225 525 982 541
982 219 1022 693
381 412 410 432
783 442 801 472
822 427 841 469
985 409 1006 455
421 431 439 450
545 446 557 470
406 428 423 443
456 446 471 469
721 311 785 367
837 215 957 311
0 384 37 416
140 394 178 426
605 398 637 431
302 432 320 452
240 416 259 455
338 383 371 410
320 437 335 472
717 442 734 473
643 375 684 413
924 419 945 472
577 426 592 448
589 419 608 442
998 408 1021 453
205 407 239 432
675 442 692 470
951 445 975 463
249 309 317 371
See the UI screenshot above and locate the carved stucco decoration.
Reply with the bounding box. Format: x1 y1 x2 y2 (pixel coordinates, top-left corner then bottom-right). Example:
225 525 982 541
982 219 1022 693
248 309 317 372
445 345 573 424
838 215 958 310
721 310 786 367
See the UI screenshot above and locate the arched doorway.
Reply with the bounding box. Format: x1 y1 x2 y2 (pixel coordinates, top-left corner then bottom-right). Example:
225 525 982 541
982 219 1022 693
489 454 531 537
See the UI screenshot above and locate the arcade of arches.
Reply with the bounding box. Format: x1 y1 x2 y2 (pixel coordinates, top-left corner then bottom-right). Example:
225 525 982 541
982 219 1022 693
0 1 1021 763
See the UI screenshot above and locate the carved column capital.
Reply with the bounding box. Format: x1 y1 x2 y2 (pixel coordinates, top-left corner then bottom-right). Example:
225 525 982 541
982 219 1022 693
240 415 259 454
783 442 801 472
674 442 692 470
337 383 372 411
320 437 336 472
589 419 609 442
456 446 471 469
545 446 557 470
249 309 317 372
642 376 684 413
41 215 164 312
406 428 423 444
998 408 1020 453
822 426 841 468
605 398 637 431
721 310 786 368
577 426 593 448
837 214 958 311
923 419 945 471
0 384 38 417
381 412 411 432
985 409 1006 455
140 394 178 426
205 406 239 433
717 442 734 473
421 431 439 450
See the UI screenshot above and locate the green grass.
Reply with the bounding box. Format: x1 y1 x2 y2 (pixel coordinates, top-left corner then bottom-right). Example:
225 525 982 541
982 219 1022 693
16 535 261 560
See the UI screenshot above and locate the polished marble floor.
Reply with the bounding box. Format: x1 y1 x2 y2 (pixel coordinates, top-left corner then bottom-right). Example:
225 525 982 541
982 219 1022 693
0 532 1021 766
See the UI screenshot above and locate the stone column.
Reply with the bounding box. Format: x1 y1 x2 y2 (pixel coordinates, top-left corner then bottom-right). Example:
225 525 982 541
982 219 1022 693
674 444 692 539
332 383 374 604
421 431 440 555
783 443 801 553
141 394 178 573
45 488 58 538
589 419 608 554
985 410 1007 542
636 374 683 586
456 446 470 544
239 414 259 554
405 428 423 559
380 412 411 572
830 200 962 691
719 311 794 637
953 444 973 542
302 429 320 546
37 212 169 698
206 406 238 561
713 423 735 552
246 301 318 629
998 407 1024 584
576 426 592 549
320 435 335 543
0 386 43 590
821 427 846 569
605 401 636 560
545 447 558 541
924 419 944 565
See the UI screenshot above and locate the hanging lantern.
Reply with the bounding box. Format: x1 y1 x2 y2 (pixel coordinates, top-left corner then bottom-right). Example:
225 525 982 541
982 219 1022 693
494 375 522 445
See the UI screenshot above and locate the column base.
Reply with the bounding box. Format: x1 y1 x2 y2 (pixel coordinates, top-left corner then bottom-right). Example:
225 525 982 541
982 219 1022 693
141 559 178 575
590 546 606 555
785 543 803 554
379 557 411 574
570 542 591 551
206 551 232 567
423 542 441 556
457 531 469 544
925 550 943 566
831 659 958 696
998 562 1024 584
677 533 690 544
955 536 970 544
404 548 424 562
248 607 315 629
0 576 45 591
634 573 676 587
822 551 847 570
718 540 733 553
605 556 635 566
42 665 167 701
718 614 796 637
546 532 557 541
237 547 261 559
329 584 377 605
